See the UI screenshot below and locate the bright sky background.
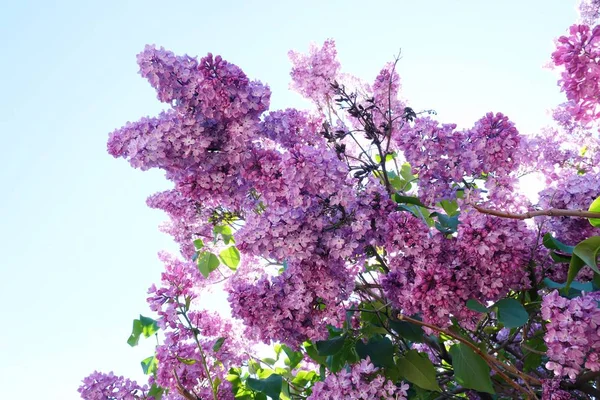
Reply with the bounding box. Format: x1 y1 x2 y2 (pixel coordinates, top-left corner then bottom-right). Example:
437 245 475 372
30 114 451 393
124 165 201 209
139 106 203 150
0 0 578 398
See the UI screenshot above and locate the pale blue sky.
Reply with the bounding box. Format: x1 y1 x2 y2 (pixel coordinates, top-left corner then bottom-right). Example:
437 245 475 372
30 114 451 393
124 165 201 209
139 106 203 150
0 0 576 398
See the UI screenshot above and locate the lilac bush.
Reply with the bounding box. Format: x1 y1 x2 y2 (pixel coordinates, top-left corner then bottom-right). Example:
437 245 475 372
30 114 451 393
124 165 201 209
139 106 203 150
81 1 600 398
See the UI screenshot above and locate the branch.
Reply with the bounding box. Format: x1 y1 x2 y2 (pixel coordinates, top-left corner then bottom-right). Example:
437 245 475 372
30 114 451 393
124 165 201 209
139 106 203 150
174 370 199 400
470 203 600 220
396 313 540 399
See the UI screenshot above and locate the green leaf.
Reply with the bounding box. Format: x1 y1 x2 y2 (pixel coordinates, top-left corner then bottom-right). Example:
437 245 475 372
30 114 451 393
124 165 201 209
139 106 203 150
139 315 159 337
550 252 572 263
439 199 459 216
400 162 416 182
214 225 234 244
197 251 220 278
393 194 430 208
303 341 327 365
588 196 600 227
282 345 303 369
147 384 164 400
566 255 586 291
141 355 158 375
246 374 283 400
542 233 574 254
522 336 546 373
493 299 528 328
355 336 395 368
315 335 346 356
543 278 593 292
127 315 159 347
573 236 600 274
193 238 204 250
290 370 317 387
213 337 226 352
449 343 494 393
176 357 197 365
466 299 489 313
219 246 241 270
396 350 441 392
127 319 143 347
389 318 425 343
326 338 359 373
430 212 460 234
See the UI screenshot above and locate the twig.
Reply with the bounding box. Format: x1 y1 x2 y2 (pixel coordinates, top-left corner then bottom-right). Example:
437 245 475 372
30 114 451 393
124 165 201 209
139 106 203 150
470 203 600 220
396 313 540 399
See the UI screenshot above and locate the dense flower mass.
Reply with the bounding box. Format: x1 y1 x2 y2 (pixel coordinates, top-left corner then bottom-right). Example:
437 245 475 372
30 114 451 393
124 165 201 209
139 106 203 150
552 24 600 124
288 39 340 105
393 112 522 204
538 171 600 245
79 372 147 400
308 358 409 400
228 257 356 347
86 6 600 398
542 290 600 379
382 212 532 328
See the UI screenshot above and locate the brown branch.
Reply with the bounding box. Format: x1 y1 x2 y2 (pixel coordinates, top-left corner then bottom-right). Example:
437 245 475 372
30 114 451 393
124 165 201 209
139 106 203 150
174 370 199 400
471 203 600 220
396 313 540 399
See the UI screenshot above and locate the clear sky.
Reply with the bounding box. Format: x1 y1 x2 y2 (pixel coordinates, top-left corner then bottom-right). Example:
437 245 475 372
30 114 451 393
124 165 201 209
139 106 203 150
0 0 577 398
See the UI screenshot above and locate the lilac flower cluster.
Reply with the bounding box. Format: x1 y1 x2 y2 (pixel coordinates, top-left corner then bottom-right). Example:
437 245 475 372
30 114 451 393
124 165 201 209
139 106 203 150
288 40 340 106
542 290 600 379
393 112 522 204
552 24 600 124
542 379 573 400
79 372 147 400
579 0 600 24
228 257 356 348
538 171 600 246
308 358 409 400
108 46 271 209
382 212 532 328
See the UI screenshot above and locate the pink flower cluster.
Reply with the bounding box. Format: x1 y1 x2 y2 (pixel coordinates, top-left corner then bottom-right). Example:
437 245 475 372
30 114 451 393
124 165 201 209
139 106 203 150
382 212 532 328
393 112 522 204
78 371 147 400
538 171 600 246
552 24 600 124
542 379 573 400
579 0 600 24
228 257 356 348
288 39 340 105
308 358 409 400
153 311 240 399
542 290 600 379
108 46 271 209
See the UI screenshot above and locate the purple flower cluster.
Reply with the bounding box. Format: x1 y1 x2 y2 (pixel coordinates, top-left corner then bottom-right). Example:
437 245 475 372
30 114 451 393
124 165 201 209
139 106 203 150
538 171 600 246
552 24 600 124
542 290 600 379
393 112 522 204
153 311 240 399
228 257 355 348
108 46 271 209
308 358 409 400
382 212 532 328
542 379 573 400
579 0 600 25
288 39 340 106
79 372 147 400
